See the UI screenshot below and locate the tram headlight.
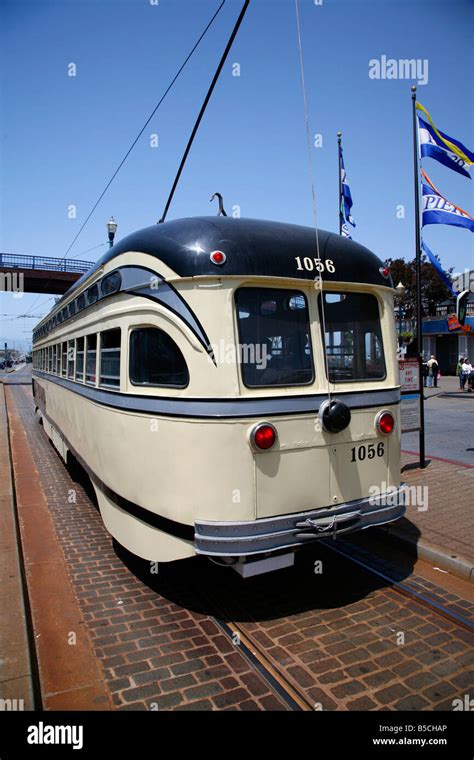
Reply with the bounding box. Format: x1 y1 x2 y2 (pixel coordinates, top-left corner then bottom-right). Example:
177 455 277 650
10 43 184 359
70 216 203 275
375 410 395 435
250 422 277 451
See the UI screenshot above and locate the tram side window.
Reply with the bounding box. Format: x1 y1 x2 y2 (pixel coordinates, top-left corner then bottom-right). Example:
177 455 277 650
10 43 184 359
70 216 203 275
319 292 386 382
52 345 57 374
85 335 97 385
235 288 314 387
76 337 85 382
56 344 61 374
99 329 121 389
67 340 75 379
129 328 189 387
61 343 67 377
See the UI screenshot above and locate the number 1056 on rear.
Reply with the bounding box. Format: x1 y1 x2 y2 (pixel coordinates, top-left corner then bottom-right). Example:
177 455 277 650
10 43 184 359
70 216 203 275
351 442 385 462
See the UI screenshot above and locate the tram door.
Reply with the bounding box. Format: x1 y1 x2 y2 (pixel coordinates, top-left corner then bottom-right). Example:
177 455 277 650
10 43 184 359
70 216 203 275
235 286 332 518
322 291 391 505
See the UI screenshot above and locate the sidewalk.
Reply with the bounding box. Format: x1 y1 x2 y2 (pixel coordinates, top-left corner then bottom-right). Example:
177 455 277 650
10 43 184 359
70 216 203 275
1 382 112 710
380 450 474 582
0 383 35 709
422 373 471 398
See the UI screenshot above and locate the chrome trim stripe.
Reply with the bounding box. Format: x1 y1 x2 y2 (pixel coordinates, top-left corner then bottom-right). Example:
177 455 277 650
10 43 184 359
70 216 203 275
194 487 406 556
32 371 400 419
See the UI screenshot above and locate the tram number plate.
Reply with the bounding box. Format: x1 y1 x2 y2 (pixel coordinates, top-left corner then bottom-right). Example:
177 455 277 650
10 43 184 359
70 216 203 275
350 442 385 462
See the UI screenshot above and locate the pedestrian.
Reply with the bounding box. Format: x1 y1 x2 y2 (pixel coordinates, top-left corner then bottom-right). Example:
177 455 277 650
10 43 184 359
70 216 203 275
461 358 472 392
457 356 465 390
427 355 439 388
422 359 429 388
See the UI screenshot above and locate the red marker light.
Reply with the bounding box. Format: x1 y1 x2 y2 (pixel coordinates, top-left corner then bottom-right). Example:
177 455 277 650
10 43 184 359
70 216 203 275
379 266 390 279
210 250 226 265
376 411 395 435
251 423 277 450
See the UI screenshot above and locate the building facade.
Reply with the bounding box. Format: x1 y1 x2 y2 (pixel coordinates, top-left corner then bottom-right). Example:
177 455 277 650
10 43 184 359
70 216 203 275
422 292 474 374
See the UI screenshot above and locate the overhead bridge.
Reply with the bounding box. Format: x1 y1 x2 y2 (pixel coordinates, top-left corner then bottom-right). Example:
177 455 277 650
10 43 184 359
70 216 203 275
0 253 93 295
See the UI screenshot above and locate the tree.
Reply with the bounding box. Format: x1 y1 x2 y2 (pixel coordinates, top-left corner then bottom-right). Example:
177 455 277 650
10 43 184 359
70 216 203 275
385 257 454 317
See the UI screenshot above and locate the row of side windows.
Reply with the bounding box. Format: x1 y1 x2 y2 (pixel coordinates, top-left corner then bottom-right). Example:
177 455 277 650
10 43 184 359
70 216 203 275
32 328 189 389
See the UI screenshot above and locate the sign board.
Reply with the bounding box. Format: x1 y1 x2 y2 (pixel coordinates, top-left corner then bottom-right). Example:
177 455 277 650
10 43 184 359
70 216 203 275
400 393 421 433
399 359 419 392
399 359 421 433
447 314 472 333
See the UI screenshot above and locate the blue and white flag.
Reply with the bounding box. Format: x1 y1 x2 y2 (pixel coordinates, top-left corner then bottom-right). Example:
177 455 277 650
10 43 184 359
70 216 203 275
341 222 352 239
418 116 473 179
340 146 355 228
421 239 457 297
421 172 474 233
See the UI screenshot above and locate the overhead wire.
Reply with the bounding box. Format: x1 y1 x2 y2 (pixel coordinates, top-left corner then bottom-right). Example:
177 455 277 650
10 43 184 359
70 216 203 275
62 0 226 259
294 0 331 405
17 0 227 323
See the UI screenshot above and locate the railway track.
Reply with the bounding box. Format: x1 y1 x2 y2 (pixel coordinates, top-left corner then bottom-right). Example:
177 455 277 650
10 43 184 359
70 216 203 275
322 540 474 634
195 540 474 712
8 381 473 712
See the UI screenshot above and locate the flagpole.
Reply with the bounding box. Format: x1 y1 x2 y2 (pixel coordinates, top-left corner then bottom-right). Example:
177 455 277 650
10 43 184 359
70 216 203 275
337 131 343 234
411 85 426 469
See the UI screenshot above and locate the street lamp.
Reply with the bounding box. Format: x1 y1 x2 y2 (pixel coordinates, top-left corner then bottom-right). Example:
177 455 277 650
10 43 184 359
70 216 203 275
107 217 118 248
395 281 406 338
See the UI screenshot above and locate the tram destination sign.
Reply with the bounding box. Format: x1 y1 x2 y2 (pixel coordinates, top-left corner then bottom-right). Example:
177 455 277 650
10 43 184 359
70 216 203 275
399 359 421 433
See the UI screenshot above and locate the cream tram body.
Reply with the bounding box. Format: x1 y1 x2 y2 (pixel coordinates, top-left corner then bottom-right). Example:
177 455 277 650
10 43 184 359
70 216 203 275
32 217 405 576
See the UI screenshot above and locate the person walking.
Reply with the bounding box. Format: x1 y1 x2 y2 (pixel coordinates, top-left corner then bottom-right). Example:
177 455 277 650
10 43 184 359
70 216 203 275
461 359 472 392
427 355 439 389
457 356 465 390
422 359 429 388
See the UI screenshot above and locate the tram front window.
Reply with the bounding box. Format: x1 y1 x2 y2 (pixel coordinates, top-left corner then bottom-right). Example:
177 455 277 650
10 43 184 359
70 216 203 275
235 287 314 387
319 292 385 382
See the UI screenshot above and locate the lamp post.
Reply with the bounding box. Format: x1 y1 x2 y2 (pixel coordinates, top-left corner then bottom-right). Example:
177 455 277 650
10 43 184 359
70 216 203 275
395 281 406 340
107 217 117 248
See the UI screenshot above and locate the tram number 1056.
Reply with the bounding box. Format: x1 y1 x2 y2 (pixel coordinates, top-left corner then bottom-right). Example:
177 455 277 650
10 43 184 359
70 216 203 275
350 442 385 462
295 256 335 273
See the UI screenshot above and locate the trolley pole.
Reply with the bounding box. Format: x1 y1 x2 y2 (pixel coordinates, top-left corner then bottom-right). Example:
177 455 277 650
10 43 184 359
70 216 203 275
411 86 426 469
337 131 343 235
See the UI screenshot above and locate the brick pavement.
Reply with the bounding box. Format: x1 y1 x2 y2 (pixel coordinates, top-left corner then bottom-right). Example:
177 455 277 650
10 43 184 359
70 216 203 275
381 451 474 579
7 385 287 711
4 383 474 711
0 383 35 708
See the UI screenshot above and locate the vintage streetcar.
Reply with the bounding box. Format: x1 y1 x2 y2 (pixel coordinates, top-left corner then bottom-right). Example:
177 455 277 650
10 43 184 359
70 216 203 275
32 217 405 577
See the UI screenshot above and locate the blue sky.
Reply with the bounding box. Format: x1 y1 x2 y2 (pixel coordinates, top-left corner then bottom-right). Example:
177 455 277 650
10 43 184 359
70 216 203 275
1 0 473 351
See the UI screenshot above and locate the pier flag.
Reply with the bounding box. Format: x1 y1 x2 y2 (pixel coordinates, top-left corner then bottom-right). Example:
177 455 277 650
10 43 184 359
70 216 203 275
421 170 474 233
340 147 355 228
420 239 457 297
341 221 352 239
418 116 473 179
416 102 473 178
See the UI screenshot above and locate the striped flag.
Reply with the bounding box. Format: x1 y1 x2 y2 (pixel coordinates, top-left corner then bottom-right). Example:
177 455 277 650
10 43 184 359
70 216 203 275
417 102 473 179
421 170 474 233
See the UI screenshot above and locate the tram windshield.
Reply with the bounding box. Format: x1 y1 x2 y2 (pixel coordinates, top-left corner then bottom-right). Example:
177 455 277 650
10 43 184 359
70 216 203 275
319 292 385 382
235 287 314 387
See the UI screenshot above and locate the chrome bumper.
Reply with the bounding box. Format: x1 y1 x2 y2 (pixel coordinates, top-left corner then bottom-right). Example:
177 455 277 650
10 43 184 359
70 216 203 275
194 486 406 557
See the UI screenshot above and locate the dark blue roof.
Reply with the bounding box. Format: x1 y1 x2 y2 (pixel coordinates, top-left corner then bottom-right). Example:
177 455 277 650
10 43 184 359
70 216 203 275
65 216 392 298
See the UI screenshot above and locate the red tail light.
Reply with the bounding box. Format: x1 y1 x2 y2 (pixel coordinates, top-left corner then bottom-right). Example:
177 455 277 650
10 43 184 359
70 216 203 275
376 411 395 435
210 250 226 265
251 423 277 450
